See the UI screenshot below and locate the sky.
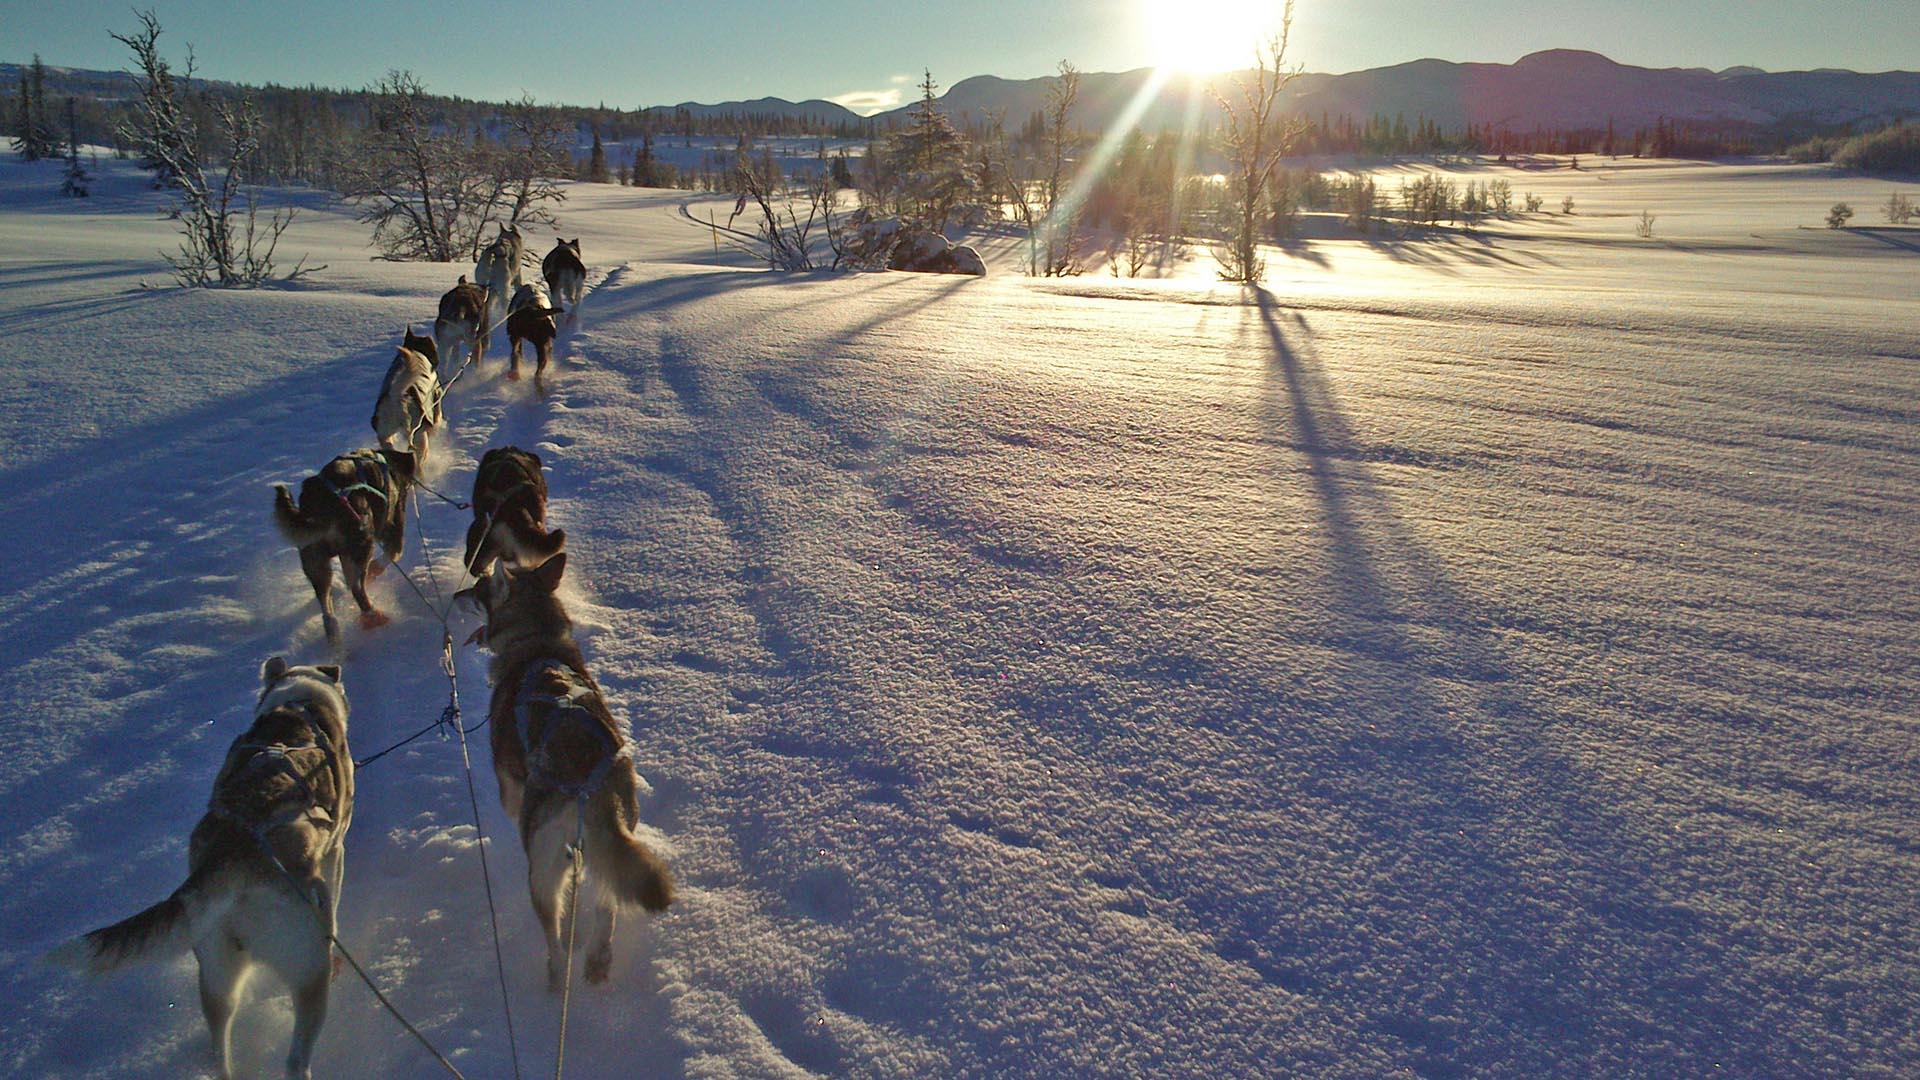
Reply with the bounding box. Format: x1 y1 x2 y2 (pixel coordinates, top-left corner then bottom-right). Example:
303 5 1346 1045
3 1 1913 114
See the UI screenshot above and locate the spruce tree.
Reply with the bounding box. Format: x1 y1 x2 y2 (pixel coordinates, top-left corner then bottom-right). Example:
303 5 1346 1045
587 128 609 182
61 96 91 197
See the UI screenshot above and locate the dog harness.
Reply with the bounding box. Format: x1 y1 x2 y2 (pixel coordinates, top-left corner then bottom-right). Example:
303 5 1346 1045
208 701 346 844
515 658 624 801
476 454 541 513
325 451 393 527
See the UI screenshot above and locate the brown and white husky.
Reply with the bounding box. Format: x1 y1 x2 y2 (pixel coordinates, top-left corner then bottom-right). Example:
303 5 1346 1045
51 657 353 1080
457 555 673 989
371 328 444 463
463 445 566 577
505 281 564 387
273 448 417 644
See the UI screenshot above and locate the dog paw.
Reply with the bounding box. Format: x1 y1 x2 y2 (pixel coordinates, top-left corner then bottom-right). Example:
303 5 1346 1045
507 370 522 382
585 947 612 984
359 610 391 630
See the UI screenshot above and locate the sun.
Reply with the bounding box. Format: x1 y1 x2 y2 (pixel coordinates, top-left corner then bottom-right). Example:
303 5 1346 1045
1140 0 1289 74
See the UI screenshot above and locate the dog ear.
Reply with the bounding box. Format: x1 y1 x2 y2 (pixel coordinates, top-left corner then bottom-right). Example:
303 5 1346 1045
530 552 566 593
314 664 342 683
261 656 290 683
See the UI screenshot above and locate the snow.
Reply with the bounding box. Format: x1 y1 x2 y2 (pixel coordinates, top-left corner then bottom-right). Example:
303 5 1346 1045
0 154 1917 1078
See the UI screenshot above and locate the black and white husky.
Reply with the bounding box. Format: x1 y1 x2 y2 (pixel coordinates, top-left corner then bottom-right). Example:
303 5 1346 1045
51 658 354 1080
371 328 445 462
542 238 585 311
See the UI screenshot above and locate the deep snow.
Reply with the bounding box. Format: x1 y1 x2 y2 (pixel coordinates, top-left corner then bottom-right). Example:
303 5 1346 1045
0 155 1916 1078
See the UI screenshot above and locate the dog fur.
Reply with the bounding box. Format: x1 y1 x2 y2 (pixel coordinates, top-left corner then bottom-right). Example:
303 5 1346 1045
475 225 525 330
456 555 673 989
273 448 417 645
371 331 445 463
50 658 353 1080
505 281 563 386
434 275 490 374
541 238 585 311
464 445 566 577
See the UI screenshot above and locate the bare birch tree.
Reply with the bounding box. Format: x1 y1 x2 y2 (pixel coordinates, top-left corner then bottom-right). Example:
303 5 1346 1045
113 11 311 286
339 71 502 262
1210 2 1301 283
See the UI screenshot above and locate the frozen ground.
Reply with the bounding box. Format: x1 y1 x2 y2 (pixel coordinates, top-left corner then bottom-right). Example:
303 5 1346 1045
0 155 1916 1078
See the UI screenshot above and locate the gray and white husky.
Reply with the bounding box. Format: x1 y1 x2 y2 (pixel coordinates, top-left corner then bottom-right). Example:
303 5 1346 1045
475 224 525 330
457 555 673 989
372 328 445 463
541 237 585 311
51 658 354 1080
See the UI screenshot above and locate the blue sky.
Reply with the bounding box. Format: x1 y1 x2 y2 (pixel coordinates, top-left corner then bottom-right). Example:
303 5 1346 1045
3 1 1912 113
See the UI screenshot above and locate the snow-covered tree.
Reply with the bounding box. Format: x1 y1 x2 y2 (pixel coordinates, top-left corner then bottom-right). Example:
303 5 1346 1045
12 55 59 161
339 70 502 262
113 11 308 286
887 71 975 231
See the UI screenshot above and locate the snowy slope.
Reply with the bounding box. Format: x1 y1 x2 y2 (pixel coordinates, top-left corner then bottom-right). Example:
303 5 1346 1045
1 157 1918 1079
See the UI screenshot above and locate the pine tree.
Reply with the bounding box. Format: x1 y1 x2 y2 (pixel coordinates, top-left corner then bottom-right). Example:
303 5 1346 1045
888 69 973 229
60 96 91 197
587 128 609 183
12 54 58 161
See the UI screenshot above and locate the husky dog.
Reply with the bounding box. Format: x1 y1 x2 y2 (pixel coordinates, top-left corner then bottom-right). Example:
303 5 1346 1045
434 275 490 375
273 448 417 644
505 281 564 386
52 657 353 1080
541 238 585 312
371 330 445 462
475 224 525 330
457 555 673 988
464 445 566 577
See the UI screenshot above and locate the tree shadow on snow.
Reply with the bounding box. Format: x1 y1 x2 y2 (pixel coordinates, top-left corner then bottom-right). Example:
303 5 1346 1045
1242 287 1793 1076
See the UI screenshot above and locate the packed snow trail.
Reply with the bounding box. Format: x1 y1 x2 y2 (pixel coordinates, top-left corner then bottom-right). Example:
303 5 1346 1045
1 158 1918 1077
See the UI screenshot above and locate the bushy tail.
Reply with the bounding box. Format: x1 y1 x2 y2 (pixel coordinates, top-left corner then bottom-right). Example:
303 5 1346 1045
47 865 234 975
588 810 673 913
273 484 330 547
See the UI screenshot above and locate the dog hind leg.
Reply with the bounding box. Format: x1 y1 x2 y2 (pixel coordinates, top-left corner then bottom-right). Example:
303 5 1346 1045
285 967 329 1080
342 541 388 630
528 811 574 991
298 545 339 645
196 936 246 1080
584 891 616 984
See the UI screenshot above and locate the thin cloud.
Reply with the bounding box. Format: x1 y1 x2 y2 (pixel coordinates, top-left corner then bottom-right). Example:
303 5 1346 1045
829 87 903 116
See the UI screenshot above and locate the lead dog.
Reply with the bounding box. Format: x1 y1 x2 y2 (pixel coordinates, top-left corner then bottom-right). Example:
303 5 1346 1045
541 238 585 311
475 225 524 330
505 281 563 386
52 658 353 1080
434 276 490 375
273 448 417 644
371 329 444 463
464 445 566 577
457 555 673 988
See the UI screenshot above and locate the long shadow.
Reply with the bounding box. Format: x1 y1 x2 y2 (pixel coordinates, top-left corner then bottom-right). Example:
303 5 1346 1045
1242 289 1794 1075
1853 227 1920 254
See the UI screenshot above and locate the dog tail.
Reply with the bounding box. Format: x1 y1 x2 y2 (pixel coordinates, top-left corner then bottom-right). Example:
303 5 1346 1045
587 805 674 913
47 865 236 975
274 484 329 547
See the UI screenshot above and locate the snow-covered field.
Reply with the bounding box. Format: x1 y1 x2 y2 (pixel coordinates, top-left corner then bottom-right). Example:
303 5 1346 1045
0 155 1916 1078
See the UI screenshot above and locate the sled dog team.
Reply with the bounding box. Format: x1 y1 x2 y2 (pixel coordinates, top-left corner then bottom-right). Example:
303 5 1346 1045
52 231 673 1080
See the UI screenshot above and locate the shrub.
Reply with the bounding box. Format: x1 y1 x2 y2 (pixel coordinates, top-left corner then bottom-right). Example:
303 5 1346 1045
1635 210 1656 238
1561 195 1576 215
1524 192 1544 213
1826 202 1854 229
1886 192 1916 225
1832 125 1920 174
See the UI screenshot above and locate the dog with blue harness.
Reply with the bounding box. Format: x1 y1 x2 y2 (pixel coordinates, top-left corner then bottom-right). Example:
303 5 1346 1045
273 447 418 646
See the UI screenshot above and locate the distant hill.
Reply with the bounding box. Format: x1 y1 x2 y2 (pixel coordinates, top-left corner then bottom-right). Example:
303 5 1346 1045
661 97 862 127
8 51 1917 140
872 50 1920 134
